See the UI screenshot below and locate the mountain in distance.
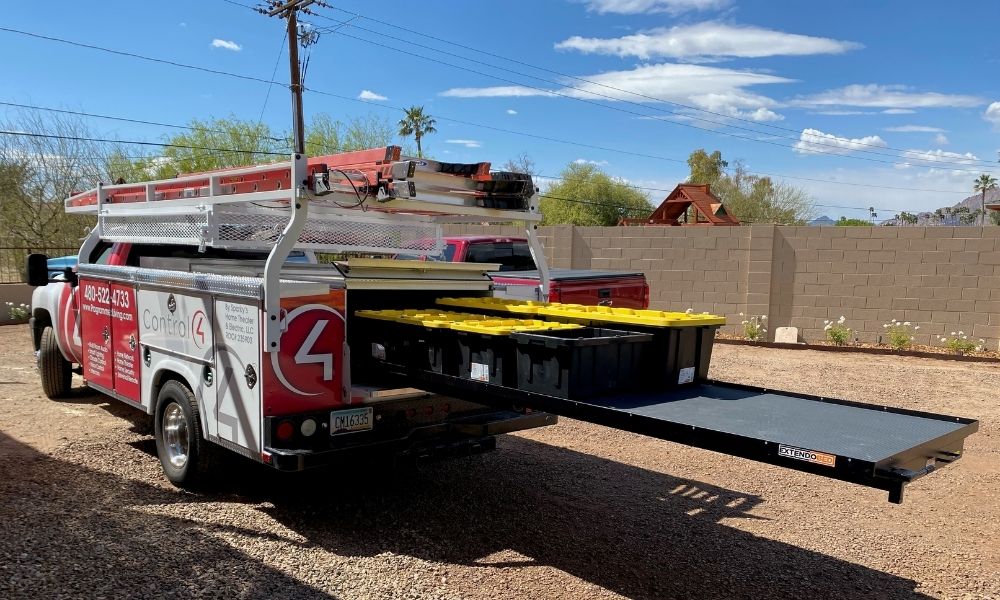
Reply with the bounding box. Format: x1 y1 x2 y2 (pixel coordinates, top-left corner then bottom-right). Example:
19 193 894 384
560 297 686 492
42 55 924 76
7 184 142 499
880 188 1000 226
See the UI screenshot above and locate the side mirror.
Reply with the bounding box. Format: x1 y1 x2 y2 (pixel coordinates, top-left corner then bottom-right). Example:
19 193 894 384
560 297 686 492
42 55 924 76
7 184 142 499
25 253 49 287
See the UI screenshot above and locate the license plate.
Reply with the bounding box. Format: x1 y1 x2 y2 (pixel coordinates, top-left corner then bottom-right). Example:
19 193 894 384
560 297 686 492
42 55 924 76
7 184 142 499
330 407 373 435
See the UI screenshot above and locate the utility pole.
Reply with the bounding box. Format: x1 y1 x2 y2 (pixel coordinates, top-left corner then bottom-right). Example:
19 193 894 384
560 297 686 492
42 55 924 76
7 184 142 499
262 0 317 155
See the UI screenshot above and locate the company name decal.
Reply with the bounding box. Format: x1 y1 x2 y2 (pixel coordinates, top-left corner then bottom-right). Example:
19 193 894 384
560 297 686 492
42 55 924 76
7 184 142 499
777 444 836 467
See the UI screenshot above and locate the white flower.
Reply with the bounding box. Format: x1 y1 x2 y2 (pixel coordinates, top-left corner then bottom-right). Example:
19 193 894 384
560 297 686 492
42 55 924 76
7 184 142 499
959 331 964 335
951 332 956 336
940 337 947 342
903 321 911 326
761 315 768 321
910 336 915 341
883 324 889 328
914 326 920 330
739 312 744 317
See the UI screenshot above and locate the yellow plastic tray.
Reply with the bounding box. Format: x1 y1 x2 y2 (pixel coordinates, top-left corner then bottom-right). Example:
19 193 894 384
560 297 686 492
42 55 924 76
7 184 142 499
354 309 490 327
449 319 581 336
435 297 548 315
536 305 726 327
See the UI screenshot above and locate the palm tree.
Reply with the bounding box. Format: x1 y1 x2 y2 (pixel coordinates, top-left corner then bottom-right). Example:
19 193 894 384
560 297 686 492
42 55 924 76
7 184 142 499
974 174 998 225
397 106 436 158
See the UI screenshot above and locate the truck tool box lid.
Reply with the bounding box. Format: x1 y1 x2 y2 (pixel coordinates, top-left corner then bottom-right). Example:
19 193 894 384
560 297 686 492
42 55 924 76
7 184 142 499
355 309 580 334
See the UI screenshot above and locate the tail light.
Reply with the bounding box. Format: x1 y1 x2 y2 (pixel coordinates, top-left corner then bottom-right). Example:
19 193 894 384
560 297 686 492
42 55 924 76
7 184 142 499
547 286 561 303
276 420 295 441
642 283 650 309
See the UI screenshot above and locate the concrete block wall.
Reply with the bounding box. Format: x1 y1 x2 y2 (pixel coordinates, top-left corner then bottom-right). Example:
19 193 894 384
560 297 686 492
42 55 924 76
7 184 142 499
445 224 1000 348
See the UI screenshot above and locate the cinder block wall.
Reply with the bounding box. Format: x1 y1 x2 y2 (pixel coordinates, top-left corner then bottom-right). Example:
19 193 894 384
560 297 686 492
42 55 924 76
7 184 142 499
444 224 1000 348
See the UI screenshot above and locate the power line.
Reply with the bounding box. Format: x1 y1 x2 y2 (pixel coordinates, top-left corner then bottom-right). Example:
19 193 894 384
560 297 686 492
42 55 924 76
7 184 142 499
0 130 287 155
308 7 1000 170
0 24 982 196
320 26 993 174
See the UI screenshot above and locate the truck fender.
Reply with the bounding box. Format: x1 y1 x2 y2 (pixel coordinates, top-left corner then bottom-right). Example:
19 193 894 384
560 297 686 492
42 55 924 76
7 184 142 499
145 359 212 439
31 281 81 362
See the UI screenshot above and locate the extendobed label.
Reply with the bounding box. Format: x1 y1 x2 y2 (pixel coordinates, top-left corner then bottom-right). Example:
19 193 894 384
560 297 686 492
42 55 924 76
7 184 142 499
777 444 837 467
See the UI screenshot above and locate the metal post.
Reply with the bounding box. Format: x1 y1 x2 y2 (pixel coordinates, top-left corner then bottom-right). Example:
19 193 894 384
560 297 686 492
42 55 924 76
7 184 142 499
263 153 309 350
524 191 550 301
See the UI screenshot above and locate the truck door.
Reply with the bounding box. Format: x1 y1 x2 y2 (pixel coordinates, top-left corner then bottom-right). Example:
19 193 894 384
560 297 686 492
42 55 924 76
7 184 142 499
79 278 114 391
214 299 262 454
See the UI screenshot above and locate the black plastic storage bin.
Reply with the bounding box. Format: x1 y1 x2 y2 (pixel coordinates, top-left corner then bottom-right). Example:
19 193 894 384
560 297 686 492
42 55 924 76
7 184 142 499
511 328 652 399
356 319 459 376
455 330 517 387
636 324 721 390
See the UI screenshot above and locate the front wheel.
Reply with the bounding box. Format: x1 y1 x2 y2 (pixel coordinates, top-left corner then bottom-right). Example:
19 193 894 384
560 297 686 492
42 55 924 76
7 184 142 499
38 326 72 399
154 380 215 487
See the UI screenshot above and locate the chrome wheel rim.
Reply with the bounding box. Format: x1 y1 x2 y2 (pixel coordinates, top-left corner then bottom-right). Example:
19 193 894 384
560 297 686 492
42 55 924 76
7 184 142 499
163 402 189 469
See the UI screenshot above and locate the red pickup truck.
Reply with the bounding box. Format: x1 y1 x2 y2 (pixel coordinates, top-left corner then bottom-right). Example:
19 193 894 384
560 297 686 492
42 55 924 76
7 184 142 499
436 236 649 308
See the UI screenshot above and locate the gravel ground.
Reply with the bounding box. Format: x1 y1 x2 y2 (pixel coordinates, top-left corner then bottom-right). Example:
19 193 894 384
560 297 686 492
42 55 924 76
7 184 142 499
0 324 997 599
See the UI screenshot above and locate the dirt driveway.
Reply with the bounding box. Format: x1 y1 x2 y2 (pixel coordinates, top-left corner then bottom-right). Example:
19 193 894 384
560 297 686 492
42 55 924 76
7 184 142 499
1 324 997 599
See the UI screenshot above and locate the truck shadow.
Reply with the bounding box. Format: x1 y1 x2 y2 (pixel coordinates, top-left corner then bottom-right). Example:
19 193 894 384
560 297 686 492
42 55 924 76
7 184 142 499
231 436 929 600
4 426 931 600
0 430 333 599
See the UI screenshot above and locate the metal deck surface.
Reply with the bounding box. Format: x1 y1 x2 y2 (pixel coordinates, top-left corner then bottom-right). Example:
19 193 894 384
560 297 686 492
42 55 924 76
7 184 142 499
591 383 967 463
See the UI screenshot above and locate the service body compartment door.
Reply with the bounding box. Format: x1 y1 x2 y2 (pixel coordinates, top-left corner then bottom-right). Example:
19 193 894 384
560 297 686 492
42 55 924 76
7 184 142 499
79 278 114 390
137 290 214 363
262 289 347 416
214 299 262 453
110 283 142 405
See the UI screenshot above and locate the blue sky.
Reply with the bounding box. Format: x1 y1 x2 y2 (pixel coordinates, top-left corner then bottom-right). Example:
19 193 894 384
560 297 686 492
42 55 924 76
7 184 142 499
2 0 999 219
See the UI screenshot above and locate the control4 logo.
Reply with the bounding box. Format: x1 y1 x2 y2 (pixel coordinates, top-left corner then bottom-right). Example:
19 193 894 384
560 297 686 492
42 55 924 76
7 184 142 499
270 304 344 396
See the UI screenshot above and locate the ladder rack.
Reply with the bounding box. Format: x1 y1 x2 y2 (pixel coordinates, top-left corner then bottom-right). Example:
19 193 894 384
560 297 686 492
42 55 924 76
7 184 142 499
66 148 551 350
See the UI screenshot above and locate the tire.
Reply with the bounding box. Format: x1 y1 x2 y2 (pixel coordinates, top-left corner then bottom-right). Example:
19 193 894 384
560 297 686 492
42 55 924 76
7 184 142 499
154 380 215 488
38 326 72 399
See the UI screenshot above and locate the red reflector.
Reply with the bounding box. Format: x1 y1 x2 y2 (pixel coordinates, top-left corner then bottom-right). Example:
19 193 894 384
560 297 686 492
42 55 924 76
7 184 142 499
406 408 416 419
261 452 273 465
423 405 434 416
276 420 294 441
441 403 451 413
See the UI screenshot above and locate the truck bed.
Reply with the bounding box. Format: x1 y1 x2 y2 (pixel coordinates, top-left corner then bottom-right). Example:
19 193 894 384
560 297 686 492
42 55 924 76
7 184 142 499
383 366 977 503
489 268 645 281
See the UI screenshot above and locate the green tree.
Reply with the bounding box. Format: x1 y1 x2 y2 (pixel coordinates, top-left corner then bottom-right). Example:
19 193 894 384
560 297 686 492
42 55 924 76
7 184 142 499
304 113 395 156
685 151 812 225
835 217 873 226
397 106 436 158
686 149 727 185
974 173 998 225
148 116 284 178
540 162 652 226
898 211 919 225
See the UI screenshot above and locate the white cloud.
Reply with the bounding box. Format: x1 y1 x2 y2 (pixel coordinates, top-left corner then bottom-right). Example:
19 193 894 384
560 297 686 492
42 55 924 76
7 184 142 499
441 62 791 122
573 158 610 166
933 133 950 145
897 148 979 168
506 109 518 115
580 0 730 15
792 84 983 109
555 22 860 61
179 22 187 27
882 108 916 114
985 101 1000 129
358 90 388 101
813 110 876 116
445 139 482 148
210 39 242 52
793 128 887 155
883 125 946 133
442 86 556 98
